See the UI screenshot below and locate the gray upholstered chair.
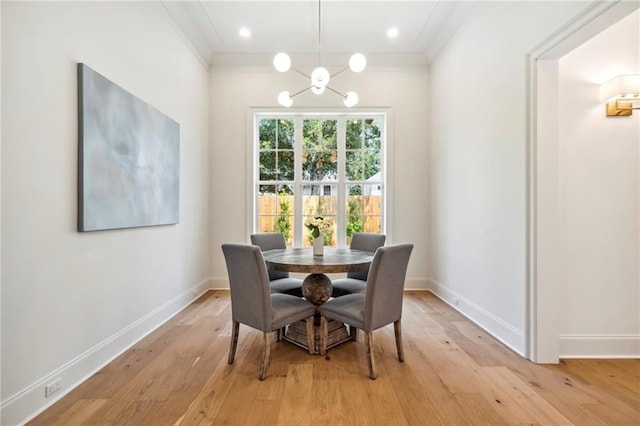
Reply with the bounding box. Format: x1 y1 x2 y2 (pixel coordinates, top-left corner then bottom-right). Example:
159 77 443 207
221 243 315 380
331 233 386 297
319 243 413 379
250 233 303 297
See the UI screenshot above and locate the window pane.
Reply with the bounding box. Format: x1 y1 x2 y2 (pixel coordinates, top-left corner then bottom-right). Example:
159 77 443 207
275 189 294 245
363 183 382 198
345 183 382 241
278 119 294 149
362 216 382 234
346 194 364 243
276 183 293 195
259 184 276 194
302 149 337 181
345 151 363 181
364 150 381 180
363 184 382 233
257 186 277 217
258 186 295 245
257 184 276 234
302 119 338 181
364 118 382 150
258 216 276 233
302 185 337 215
302 183 336 247
346 119 363 149
322 120 338 149
302 214 336 247
348 184 363 196
259 151 276 180
259 119 276 149
278 151 294 181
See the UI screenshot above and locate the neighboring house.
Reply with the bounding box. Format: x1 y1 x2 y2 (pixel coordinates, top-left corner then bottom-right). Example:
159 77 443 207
364 171 382 196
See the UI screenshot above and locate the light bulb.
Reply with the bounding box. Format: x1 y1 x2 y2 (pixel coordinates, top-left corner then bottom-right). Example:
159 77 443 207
277 91 293 107
349 53 366 73
311 85 325 95
311 67 330 88
273 53 291 72
343 91 359 108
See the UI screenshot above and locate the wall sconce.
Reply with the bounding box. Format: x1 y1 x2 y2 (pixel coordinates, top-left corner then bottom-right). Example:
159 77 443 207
601 74 640 116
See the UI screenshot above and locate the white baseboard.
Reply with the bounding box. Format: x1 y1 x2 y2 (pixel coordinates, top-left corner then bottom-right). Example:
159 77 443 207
210 276 229 290
427 278 526 356
560 334 640 358
405 277 430 291
1 278 211 426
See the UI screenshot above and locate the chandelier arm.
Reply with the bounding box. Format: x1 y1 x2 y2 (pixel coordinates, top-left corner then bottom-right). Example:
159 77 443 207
325 85 346 98
292 68 311 79
290 86 313 98
330 67 350 78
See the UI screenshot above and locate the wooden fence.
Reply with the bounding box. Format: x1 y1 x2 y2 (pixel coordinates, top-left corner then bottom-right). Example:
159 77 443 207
257 195 381 245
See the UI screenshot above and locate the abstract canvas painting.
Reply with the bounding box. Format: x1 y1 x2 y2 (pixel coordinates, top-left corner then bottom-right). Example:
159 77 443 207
77 63 179 231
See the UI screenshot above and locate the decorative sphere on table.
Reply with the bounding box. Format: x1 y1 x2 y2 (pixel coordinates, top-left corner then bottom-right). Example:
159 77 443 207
302 273 332 305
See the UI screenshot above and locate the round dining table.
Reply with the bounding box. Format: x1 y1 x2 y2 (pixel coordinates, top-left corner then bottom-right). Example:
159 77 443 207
262 247 374 305
262 246 375 353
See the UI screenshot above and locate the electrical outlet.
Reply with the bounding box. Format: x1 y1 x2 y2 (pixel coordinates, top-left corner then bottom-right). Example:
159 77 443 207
45 377 62 398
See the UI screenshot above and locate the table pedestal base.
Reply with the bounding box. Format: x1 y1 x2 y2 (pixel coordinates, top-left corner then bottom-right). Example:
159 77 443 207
302 273 332 305
283 314 352 354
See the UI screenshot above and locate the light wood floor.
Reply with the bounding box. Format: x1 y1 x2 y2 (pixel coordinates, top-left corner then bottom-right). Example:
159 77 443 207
30 290 639 425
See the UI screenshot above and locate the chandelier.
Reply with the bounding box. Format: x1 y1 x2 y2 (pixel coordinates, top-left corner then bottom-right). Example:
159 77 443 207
273 0 366 108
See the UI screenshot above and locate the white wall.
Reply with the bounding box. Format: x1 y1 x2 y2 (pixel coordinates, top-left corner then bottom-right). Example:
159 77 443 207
428 1 589 355
1 2 210 424
557 10 640 357
209 67 430 288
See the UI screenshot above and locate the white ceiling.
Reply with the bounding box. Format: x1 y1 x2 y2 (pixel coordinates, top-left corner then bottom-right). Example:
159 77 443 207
162 1 476 68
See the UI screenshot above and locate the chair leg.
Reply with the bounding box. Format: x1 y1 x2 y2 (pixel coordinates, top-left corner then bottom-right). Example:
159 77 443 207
351 326 359 341
259 332 272 381
394 320 405 362
365 331 377 380
306 316 315 355
276 328 282 342
319 316 328 355
228 321 240 364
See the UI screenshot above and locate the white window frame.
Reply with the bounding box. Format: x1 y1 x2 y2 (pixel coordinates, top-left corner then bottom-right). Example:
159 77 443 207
247 108 393 247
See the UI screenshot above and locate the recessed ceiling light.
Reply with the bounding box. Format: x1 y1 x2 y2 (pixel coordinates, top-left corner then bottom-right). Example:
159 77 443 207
239 27 251 39
387 27 399 38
